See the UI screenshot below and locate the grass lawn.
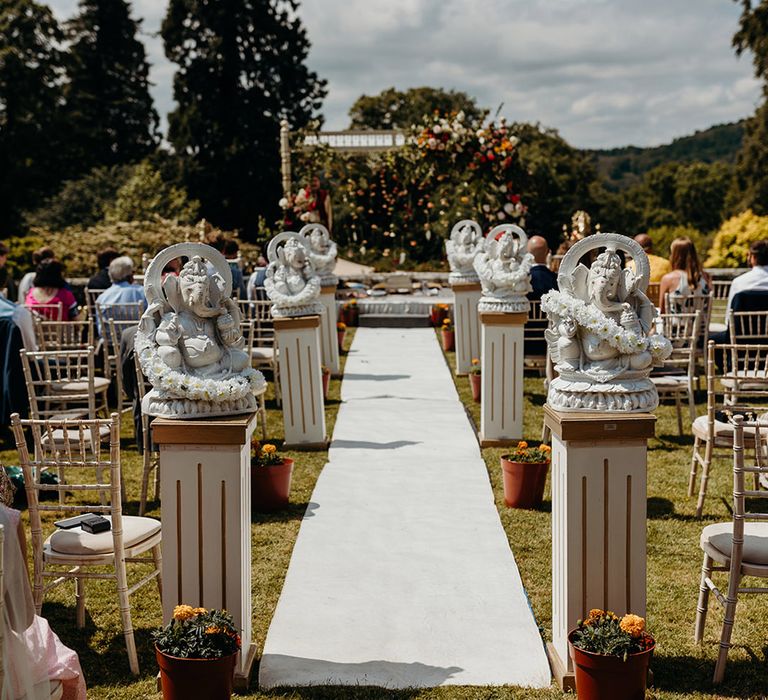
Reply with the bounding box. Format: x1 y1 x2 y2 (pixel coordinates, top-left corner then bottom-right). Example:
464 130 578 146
1 325 766 699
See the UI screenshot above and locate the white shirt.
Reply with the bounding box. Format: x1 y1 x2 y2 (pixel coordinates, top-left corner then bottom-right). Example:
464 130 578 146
726 265 768 313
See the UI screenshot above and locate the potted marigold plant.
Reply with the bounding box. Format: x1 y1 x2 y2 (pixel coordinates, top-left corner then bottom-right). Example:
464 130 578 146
569 609 655 700
337 321 347 351
500 441 550 508
340 298 358 326
250 440 293 511
441 317 455 351
430 303 450 327
468 358 481 402
154 605 241 700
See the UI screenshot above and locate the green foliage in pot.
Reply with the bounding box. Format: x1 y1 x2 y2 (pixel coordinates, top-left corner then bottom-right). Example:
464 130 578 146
154 606 240 659
571 609 654 661
469 358 481 375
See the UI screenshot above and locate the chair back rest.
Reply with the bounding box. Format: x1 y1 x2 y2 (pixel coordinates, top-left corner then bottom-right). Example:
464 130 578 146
20 347 98 420
712 279 732 301
730 416 768 572
665 291 712 330
646 283 661 307
96 302 144 347
9 413 123 561
524 299 548 349
106 318 139 355
25 303 64 321
33 318 94 352
657 311 700 374
239 319 256 362
238 300 275 346
727 309 768 344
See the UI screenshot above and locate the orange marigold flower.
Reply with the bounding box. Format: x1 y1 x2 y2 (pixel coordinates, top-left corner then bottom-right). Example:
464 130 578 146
262 444 277 454
471 358 480 365
541 445 551 452
620 614 645 638
173 605 196 621
205 626 222 635
517 441 528 450
192 607 207 615
587 608 604 620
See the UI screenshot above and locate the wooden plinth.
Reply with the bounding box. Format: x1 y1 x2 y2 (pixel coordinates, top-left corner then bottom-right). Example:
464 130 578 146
479 312 527 445
319 286 340 376
152 411 260 686
451 283 482 375
544 405 655 689
274 314 327 449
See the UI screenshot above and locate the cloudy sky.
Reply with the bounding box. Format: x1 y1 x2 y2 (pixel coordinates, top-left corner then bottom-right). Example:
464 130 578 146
49 0 763 149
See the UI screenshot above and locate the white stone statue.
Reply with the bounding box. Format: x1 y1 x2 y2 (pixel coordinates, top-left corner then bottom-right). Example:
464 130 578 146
264 232 323 318
473 224 533 313
135 242 266 418
445 219 484 284
542 233 673 412
300 223 338 286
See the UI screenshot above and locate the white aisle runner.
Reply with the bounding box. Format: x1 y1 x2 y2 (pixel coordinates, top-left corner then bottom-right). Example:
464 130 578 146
259 328 551 689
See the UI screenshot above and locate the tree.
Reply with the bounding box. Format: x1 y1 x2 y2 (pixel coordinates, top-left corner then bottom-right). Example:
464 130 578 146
63 0 158 177
162 0 326 237
0 0 65 235
730 1 768 214
348 87 486 130
104 160 199 223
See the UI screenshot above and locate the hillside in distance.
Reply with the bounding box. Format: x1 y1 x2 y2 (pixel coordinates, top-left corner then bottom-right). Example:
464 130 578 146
586 120 745 190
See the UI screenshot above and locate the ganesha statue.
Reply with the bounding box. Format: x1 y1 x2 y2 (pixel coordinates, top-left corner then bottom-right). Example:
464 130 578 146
134 242 266 418
542 233 672 412
264 232 323 318
445 219 484 284
473 224 533 313
300 223 338 287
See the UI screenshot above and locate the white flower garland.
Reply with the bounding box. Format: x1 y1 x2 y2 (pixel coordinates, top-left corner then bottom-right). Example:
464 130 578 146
541 290 672 362
135 331 265 402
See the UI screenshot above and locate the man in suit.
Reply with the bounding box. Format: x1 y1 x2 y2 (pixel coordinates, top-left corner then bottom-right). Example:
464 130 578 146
527 235 558 300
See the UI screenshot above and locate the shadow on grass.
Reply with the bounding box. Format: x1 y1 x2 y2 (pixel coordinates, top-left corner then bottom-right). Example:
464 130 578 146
652 648 768 697
252 502 319 524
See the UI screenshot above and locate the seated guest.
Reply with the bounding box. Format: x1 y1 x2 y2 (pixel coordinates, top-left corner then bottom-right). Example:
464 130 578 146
247 255 269 301
631 234 671 283
0 496 87 699
95 256 146 336
87 247 120 290
223 238 246 299
25 259 78 321
17 246 55 303
726 239 768 313
0 295 36 349
659 237 711 313
527 236 558 300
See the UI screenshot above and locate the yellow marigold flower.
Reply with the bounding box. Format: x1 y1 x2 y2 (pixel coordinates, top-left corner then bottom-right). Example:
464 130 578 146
193 607 207 615
588 608 604 620
517 441 528 450
173 605 196 621
541 445 551 452
262 444 277 454
205 626 222 635
620 614 645 638
471 358 480 365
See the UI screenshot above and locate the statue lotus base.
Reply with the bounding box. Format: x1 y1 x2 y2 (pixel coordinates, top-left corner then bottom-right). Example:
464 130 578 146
142 390 261 419
547 374 659 413
270 302 324 318
478 296 530 314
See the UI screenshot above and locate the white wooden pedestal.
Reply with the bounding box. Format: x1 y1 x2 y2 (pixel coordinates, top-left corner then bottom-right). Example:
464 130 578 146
479 311 526 446
319 285 340 376
543 405 655 690
274 315 327 449
451 282 482 375
152 413 260 689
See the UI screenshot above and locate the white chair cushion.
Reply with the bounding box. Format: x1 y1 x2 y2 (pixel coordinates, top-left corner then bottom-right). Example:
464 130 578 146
251 346 275 361
48 515 160 555
701 521 768 566
651 376 689 388
51 377 110 392
692 414 768 439
41 424 112 446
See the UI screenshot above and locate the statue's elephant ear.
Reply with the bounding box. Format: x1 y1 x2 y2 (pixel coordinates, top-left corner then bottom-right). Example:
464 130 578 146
568 264 589 300
163 274 182 313
621 268 636 299
209 274 223 306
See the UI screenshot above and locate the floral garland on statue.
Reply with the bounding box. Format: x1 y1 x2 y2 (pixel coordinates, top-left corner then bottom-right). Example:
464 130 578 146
541 290 672 362
135 333 266 402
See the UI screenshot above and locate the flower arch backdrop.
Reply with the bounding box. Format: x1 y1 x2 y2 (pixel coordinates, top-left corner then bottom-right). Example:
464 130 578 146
285 112 534 268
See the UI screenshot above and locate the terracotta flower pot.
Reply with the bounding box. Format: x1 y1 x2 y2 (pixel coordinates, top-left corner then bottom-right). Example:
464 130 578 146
322 369 330 400
441 328 455 351
251 458 294 511
500 455 549 509
337 329 346 351
431 306 448 327
469 373 481 402
156 647 237 700
568 632 654 700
